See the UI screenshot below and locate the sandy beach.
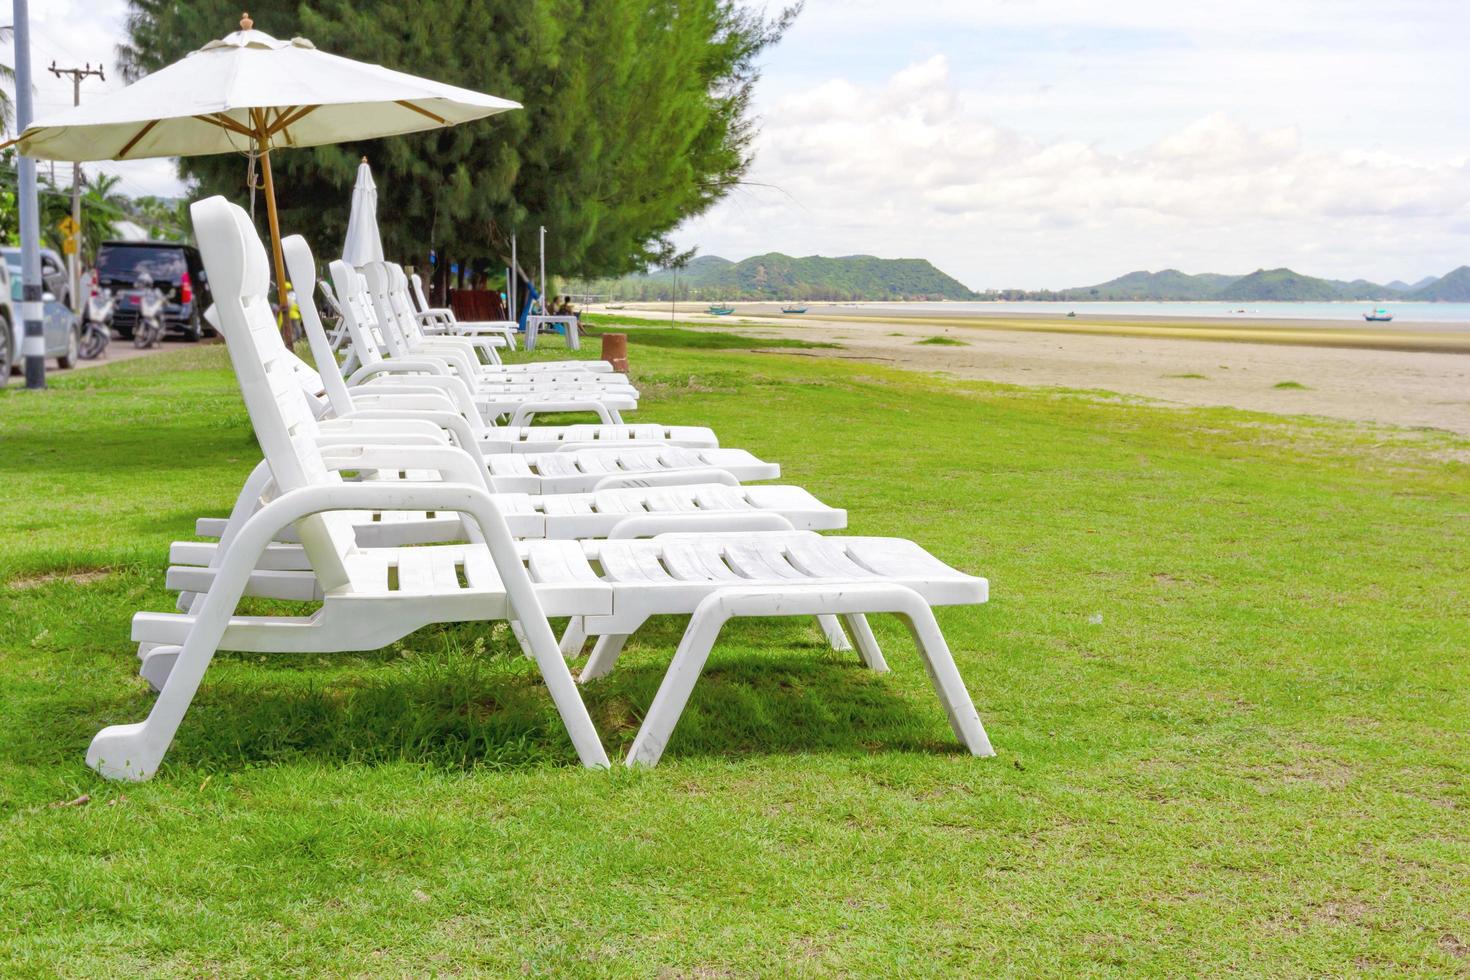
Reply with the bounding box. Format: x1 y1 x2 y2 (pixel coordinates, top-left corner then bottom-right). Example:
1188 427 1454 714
598 305 1470 436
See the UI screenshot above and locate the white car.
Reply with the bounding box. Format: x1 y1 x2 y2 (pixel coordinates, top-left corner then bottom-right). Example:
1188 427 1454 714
0 248 80 384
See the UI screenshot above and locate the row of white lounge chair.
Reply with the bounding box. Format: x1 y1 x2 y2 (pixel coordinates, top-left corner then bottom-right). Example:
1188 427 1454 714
85 195 996 780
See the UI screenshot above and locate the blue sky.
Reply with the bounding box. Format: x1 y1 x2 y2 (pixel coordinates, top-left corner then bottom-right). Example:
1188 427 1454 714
11 0 1470 289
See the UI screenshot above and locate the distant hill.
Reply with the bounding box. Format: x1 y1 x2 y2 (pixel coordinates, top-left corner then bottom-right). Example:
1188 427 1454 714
1410 266 1470 301
571 253 977 301
1219 268 1367 301
994 266 1467 302
1053 269 1238 301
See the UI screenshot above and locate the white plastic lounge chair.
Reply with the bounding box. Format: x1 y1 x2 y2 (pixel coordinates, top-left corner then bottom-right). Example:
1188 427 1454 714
164 237 841 614
113 197 995 776
90 196 614 780
330 261 639 423
369 261 606 379
334 260 694 433
409 270 520 350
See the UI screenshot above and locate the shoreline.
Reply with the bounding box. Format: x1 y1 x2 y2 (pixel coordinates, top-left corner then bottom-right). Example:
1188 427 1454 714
599 303 1470 354
586 305 1470 436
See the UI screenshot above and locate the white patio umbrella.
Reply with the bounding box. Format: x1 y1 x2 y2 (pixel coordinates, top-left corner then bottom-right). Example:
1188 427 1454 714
342 157 384 266
4 12 518 328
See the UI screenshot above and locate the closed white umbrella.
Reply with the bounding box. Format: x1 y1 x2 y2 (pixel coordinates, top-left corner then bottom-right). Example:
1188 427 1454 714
4 12 518 330
342 157 384 267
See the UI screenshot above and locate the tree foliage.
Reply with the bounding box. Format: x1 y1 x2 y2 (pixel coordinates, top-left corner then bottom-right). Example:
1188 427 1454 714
119 0 797 284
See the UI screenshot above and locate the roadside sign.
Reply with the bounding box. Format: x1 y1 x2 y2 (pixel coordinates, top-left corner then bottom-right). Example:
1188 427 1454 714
57 215 80 237
62 235 78 255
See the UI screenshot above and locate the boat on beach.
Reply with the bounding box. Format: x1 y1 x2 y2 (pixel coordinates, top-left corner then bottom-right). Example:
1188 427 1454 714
781 304 808 314
1364 308 1393 322
706 304 735 315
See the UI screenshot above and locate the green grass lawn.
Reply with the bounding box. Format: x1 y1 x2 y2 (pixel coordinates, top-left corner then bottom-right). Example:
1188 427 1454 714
2 335 1468 974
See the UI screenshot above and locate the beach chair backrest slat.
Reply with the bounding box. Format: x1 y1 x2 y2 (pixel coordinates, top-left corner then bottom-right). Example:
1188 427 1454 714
283 234 355 416
192 197 356 591
329 259 392 366
410 272 433 315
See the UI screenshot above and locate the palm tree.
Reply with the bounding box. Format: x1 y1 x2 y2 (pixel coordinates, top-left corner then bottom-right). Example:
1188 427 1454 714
40 171 125 265
79 172 127 265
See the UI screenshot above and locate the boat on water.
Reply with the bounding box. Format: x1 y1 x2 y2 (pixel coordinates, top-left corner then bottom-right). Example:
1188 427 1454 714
706 304 735 316
781 304 808 314
1364 308 1393 322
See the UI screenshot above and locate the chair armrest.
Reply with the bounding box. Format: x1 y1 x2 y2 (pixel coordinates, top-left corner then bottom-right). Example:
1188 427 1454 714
331 408 489 472
317 418 446 442
347 358 451 385
358 373 483 419
508 400 616 426
318 442 487 487
344 391 460 414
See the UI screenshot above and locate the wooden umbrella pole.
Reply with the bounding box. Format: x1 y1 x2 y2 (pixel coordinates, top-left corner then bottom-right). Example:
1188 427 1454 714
254 116 292 342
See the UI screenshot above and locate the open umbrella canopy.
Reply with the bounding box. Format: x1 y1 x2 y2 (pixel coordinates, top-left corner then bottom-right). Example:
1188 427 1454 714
8 22 519 161
342 158 384 267
3 13 518 337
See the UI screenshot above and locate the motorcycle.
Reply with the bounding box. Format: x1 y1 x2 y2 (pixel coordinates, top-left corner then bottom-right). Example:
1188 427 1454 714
80 287 114 360
124 273 167 349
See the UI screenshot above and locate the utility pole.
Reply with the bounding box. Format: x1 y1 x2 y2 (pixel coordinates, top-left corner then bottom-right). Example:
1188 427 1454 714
14 0 45 388
49 61 106 316
538 225 547 315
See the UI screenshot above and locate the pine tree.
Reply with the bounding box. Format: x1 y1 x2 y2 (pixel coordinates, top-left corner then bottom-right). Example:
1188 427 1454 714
119 0 797 289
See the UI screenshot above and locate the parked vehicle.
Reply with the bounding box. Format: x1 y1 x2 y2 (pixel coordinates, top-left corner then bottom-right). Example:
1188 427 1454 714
0 248 81 384
92 240 212 341
80 288 115 360
0 245 73 310
124 274 168 349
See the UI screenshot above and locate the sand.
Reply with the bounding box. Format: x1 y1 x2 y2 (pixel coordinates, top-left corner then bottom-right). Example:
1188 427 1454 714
597 305 1470 436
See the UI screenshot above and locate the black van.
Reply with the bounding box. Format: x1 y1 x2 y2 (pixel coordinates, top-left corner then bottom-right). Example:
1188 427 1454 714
93 240 213 341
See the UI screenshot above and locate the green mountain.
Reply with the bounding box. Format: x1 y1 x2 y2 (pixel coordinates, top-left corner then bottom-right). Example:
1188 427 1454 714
1218 268 1368 301
1409 266 1470 301
1012 266 1470 302
572 253 977 302
1054 269 1238 301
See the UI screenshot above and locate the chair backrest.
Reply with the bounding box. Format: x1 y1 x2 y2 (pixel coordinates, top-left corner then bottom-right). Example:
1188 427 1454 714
191 196 356 590
329 259 394 367
364 261 433 354
318 277 344 318
410 272 435 316
283 234 355 417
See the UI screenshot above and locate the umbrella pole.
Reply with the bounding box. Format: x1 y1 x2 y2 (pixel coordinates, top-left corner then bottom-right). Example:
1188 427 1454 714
256 135 292 343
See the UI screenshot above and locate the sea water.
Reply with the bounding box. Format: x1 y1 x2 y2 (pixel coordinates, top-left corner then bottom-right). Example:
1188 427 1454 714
847 300 1470 328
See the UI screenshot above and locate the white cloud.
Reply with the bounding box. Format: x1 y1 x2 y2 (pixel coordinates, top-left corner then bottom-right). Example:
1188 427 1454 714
7 2 1466 286
2 0 194 200
679 47 1470 288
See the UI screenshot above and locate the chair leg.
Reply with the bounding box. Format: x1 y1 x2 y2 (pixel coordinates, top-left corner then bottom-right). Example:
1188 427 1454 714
897 605 993 757
88 551 257 781
140 646 181 692
579 633 629 682
180 460 274 614
509 619 533 658
842 613 889 672
626 598 733 767
558 616 588 658
623 585 991 768
815 614 852 651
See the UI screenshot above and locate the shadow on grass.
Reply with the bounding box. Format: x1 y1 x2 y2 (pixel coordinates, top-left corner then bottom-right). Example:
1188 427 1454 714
24 614 946 781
